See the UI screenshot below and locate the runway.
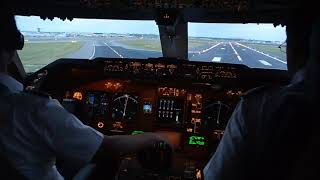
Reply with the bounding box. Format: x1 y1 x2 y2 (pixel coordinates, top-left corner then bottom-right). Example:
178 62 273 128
66 40 287 70
189 42 287 70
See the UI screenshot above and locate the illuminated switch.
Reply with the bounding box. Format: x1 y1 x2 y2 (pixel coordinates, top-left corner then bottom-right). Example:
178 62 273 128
97 122 104 129
175 89 180 96
187 94 192 101
196 169 202 180
105 82 113 89
73 92 83 101
171 100 174 110
175 113 179 123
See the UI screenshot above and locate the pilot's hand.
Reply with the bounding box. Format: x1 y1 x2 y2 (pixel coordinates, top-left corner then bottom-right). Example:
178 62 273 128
138 133 173 170
100 133 174 159
143 132 174 150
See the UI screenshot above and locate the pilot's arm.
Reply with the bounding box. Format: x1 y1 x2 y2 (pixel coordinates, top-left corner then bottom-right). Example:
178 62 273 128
204 97 250 180
39 98 168 171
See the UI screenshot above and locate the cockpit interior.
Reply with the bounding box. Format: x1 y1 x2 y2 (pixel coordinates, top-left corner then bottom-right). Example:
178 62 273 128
6 0 302 179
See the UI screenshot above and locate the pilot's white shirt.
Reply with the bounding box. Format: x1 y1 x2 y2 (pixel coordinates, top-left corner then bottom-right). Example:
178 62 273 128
0 73 104 180
203 69 305 180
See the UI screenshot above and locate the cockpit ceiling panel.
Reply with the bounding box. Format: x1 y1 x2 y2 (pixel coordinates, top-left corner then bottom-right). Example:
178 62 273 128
10 0 293 24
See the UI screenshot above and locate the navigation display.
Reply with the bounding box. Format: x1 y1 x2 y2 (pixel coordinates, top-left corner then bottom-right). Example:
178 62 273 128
86 91 109 119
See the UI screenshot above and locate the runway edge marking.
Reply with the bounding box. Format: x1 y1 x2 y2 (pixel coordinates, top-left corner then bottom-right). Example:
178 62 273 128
89 42 96 60
236 42 287 64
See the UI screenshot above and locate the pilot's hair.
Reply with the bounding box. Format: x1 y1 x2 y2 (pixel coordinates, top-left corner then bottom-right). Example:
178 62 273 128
0 4 21 51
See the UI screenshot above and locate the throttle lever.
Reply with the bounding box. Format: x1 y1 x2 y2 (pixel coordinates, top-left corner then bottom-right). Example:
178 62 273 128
138 140 173 171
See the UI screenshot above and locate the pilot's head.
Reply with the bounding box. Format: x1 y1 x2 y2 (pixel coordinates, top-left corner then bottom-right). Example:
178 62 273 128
0 5 25 81
285 9 313 76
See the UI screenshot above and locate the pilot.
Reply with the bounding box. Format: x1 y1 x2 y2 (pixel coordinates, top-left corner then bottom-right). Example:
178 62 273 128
204 9 315 180
0 6 172 180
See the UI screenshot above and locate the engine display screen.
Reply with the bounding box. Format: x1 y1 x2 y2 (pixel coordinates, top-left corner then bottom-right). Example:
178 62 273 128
86 91 109 119
157 98 184 124
189 136 205 146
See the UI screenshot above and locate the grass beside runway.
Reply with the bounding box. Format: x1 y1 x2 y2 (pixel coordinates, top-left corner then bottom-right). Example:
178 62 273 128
115 38 214 51
18 41 84 72
116 38 162 51
242 43 287 61
189 39 213 49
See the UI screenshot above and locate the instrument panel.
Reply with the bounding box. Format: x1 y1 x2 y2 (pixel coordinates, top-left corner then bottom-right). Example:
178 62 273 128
62 78 241 179
34 58 251 138
28 58 287 180
65 81 241 135
101 59 239 81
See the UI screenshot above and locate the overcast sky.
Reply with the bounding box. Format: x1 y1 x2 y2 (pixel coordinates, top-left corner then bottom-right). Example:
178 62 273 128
16 16 286 42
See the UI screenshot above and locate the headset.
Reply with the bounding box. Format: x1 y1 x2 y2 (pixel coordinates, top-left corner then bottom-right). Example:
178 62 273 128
0 7 25 51
0 31 25 51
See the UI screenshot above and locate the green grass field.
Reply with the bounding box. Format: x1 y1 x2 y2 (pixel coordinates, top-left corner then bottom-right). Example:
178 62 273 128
117 38 162 51
189 39 213 49
244 43 287 61
116 38 213 51
18 41 84 72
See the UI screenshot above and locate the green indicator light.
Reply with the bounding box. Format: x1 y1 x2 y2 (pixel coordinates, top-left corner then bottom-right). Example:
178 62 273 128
132 130 144 135
189 136 205 146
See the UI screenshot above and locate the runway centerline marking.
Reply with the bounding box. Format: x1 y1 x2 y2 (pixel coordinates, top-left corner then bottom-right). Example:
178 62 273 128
259 60 272 66
212 57 222 62
229 42 242 62
189 43 221 54
221 48 225 50
89 42 96 60
236 42 287 64
104 42 124 58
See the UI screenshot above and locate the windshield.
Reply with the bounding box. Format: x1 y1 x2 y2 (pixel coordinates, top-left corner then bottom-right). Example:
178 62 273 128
16 16 287 73
188 23 287 70
16 16 162 72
